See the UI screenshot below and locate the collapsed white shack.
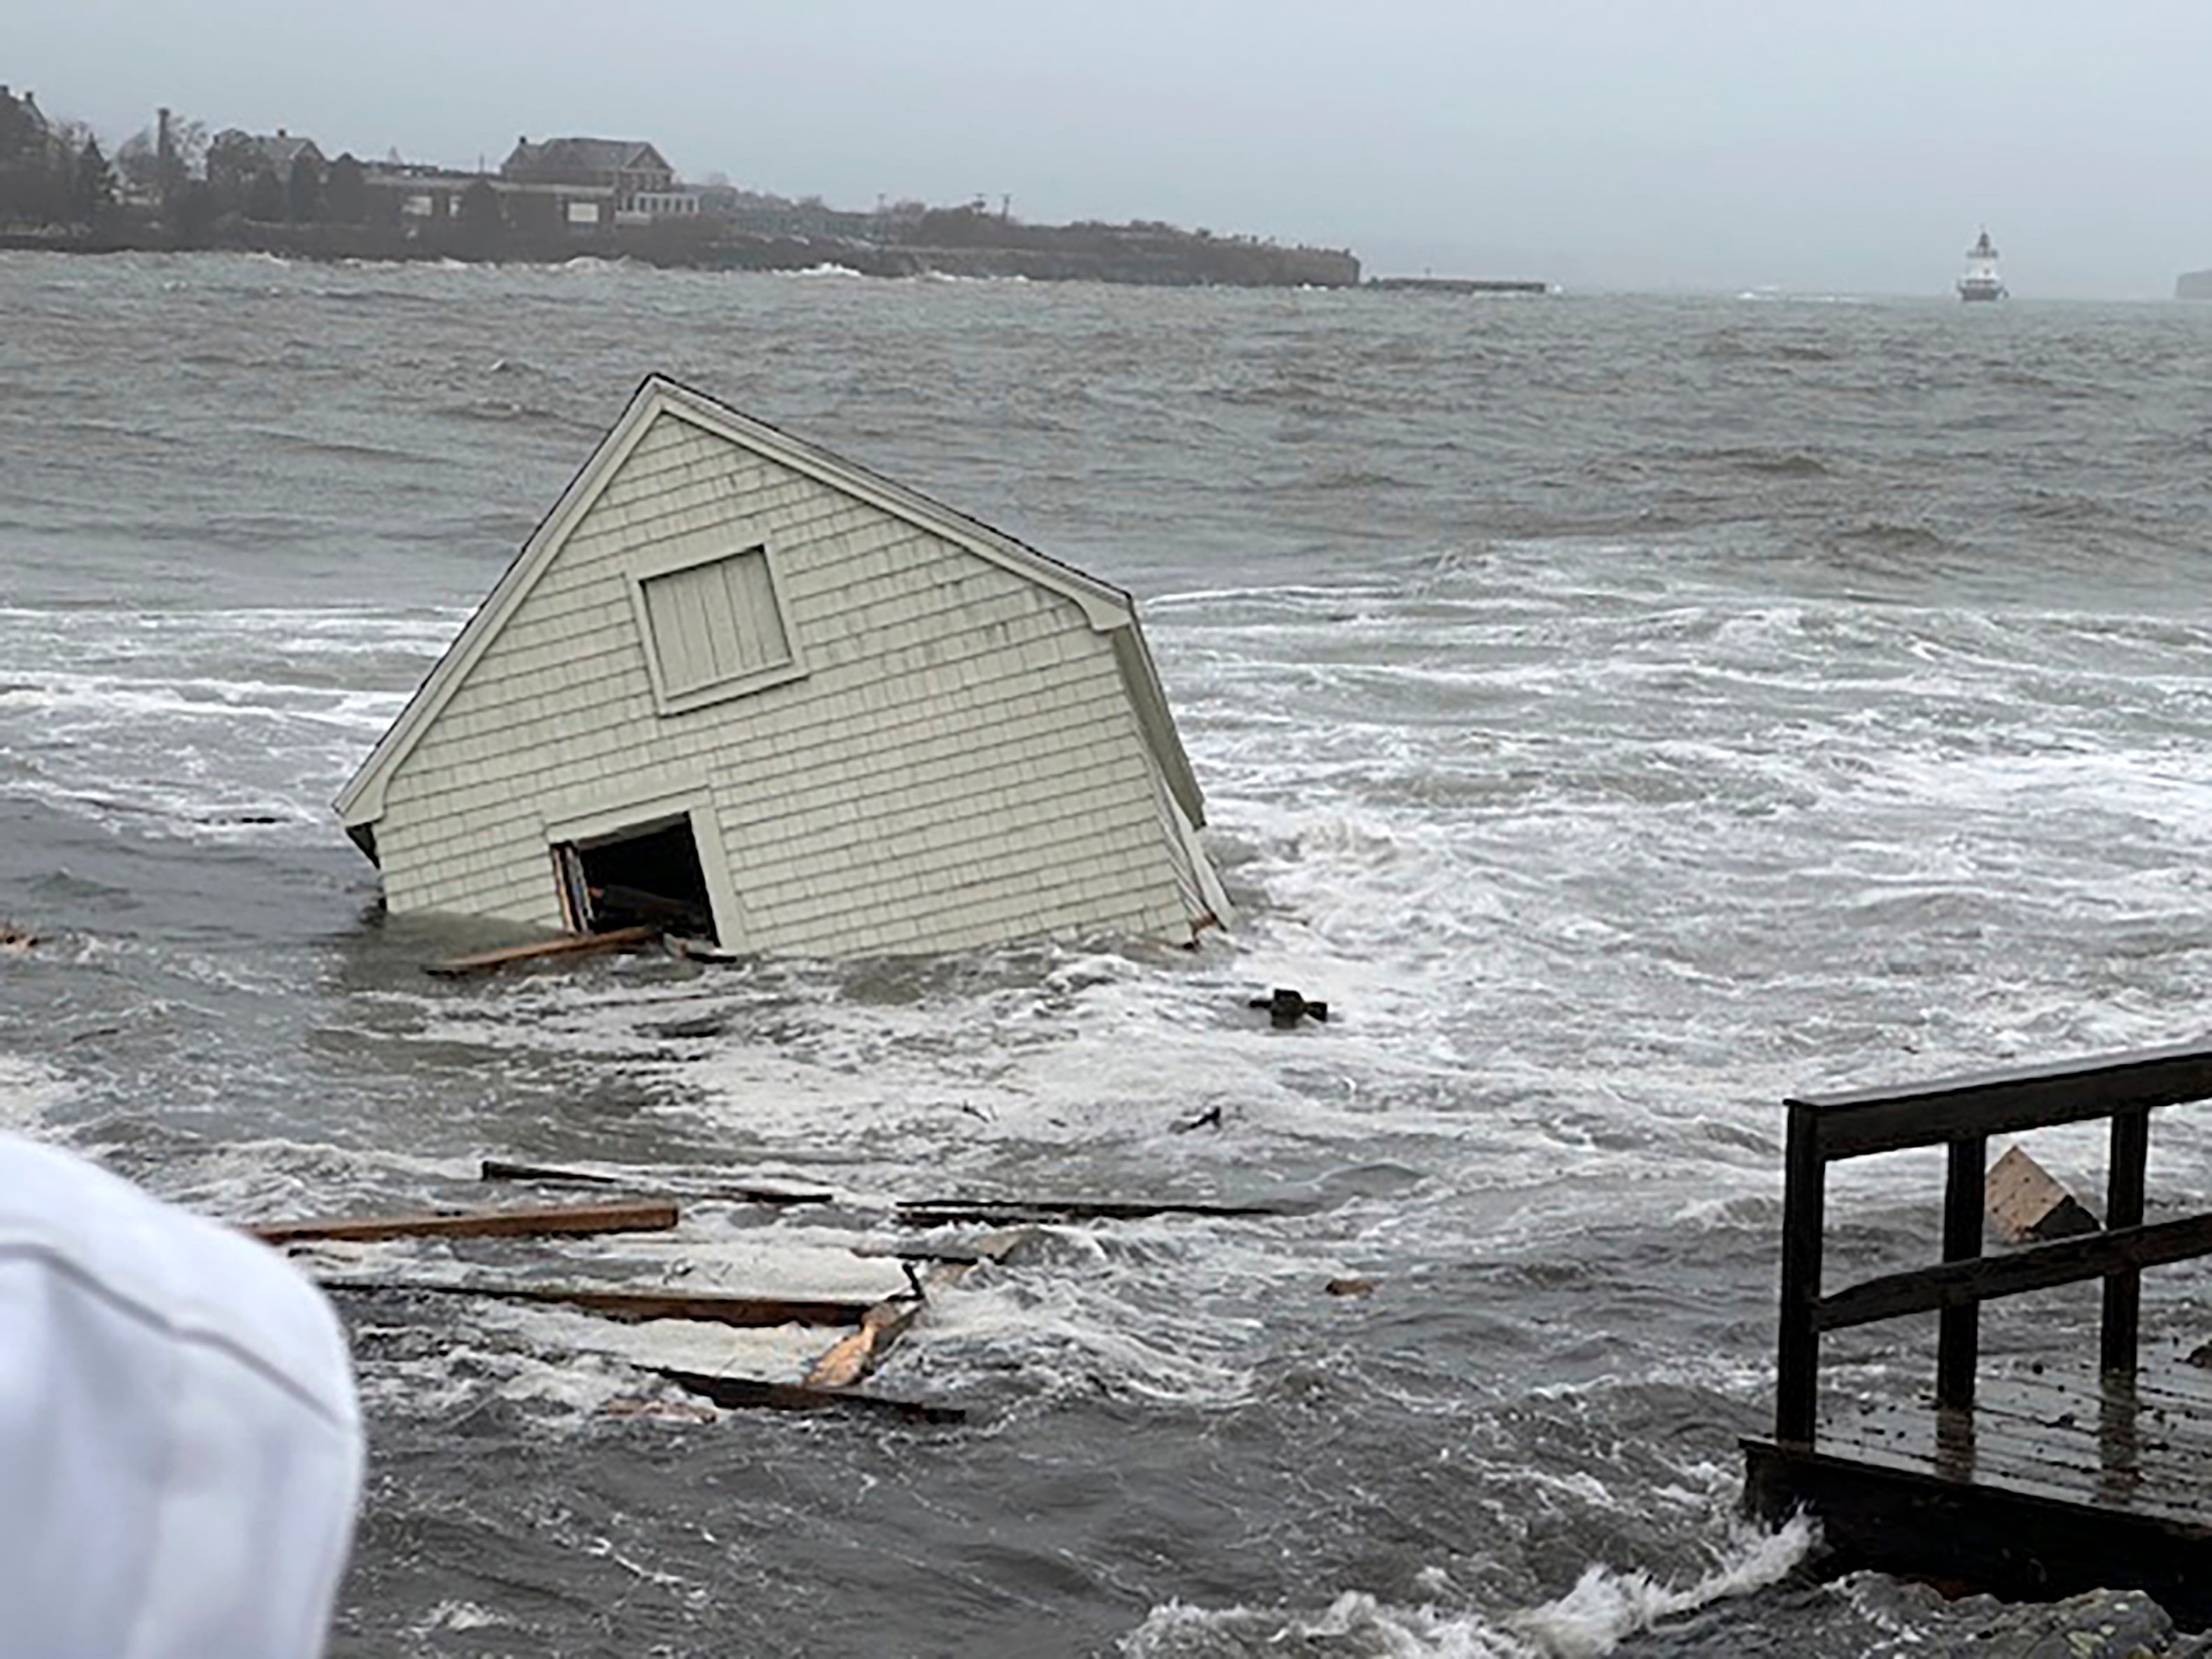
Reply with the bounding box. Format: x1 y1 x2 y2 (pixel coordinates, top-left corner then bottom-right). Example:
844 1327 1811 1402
334 376 1230 957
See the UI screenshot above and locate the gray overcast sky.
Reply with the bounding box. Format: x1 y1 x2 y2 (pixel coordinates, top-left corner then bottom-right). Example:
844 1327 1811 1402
14 1 2212 297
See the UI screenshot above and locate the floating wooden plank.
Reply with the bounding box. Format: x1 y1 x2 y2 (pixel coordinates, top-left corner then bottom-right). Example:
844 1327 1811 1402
425 924 662 978
848 1243 989 1264
249 1198 679 1245
1987 1144 2100 1243
476 1158 1288 1221
320 1278 869 1328
892 1196 1289 1225
478 1157 833 1207
654 1368 964 1424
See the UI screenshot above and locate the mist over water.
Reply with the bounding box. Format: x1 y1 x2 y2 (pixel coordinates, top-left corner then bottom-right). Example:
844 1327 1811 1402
7 252 2212 1655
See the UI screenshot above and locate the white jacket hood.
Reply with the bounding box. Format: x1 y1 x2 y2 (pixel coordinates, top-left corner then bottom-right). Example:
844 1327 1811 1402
0 1134 362 1658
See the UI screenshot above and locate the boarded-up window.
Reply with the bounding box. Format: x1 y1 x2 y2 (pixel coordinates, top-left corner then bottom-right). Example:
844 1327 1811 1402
634 547 802 711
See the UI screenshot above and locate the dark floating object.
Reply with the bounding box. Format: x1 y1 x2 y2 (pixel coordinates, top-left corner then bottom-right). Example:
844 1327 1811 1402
1325 1277 1377 1297
478 1156 833 1207
893 1196 1287 1225
1249 987 1329 1028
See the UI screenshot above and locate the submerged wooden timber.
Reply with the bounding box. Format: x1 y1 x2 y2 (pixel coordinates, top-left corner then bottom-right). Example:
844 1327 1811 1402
653 1369 966 1424
250 1197 678 1244
424 924 662 978
476 1154 1289 1223
323 1278 876 1328
1741 1041 2212 1627
478 1157 833 1207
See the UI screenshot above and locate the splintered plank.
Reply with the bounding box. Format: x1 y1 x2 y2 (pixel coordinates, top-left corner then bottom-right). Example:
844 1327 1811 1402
655 1368 966 1424
320 1279 871 1327
249 1198 679 1245
478 1158 833 1207
425 925 663 978
805 1227 1030 1389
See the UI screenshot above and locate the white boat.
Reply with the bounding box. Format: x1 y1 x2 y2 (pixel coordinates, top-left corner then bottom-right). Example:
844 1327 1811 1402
1958 230 2005 301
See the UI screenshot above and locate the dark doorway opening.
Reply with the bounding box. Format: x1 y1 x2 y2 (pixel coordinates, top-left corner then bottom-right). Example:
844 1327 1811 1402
554 815 717 942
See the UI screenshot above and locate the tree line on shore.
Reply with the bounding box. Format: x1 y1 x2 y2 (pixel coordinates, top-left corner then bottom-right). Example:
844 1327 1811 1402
0 88 420 239
0 82 1359 285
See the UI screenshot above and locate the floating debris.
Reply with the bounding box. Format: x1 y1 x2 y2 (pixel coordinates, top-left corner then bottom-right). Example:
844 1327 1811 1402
1986 1144 2100 1243
254 1158 1292 1428
1248 987 1329 1028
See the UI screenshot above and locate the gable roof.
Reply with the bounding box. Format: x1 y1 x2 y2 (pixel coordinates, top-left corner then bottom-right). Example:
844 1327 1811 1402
506 137 669 179
249 132 323 171
334 375 1205 832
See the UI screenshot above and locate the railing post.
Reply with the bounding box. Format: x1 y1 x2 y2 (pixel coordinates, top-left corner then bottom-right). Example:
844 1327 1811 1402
1936 1135 1986 1410
2102 1107 2150 1377
1775 1098 1824 1445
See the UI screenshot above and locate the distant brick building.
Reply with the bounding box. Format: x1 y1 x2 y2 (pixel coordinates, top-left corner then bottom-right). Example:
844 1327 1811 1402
501 136 695 221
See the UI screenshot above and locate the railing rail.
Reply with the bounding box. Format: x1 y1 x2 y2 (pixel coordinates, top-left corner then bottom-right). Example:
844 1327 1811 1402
1773 1040 2212 1447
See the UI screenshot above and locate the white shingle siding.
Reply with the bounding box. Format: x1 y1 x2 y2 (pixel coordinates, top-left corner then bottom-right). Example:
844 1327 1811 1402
353 392 1222 957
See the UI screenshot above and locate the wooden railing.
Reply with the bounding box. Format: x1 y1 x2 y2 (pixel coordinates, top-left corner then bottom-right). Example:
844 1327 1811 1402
1774 1040 2212 1446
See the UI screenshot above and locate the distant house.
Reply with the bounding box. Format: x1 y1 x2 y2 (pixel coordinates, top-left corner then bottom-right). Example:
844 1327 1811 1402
246 129 325 174
501 136 696 220
0 86 54 219
334 378 1230 957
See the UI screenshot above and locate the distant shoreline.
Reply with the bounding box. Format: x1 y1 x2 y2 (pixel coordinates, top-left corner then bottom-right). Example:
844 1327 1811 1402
0 220 1362 289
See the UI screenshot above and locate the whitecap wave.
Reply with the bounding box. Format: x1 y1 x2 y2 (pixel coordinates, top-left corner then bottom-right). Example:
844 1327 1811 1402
1119 1515 1816 1656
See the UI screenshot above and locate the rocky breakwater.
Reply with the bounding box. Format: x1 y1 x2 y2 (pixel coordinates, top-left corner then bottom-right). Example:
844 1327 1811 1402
867 206 1359 288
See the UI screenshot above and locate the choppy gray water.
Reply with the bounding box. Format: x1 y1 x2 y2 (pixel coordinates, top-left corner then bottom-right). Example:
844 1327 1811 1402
7 251 2212 1656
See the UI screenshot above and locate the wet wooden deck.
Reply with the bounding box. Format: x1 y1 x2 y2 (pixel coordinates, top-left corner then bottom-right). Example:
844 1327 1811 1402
1746 1347 2212 1624
1740 1042 2212 1628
